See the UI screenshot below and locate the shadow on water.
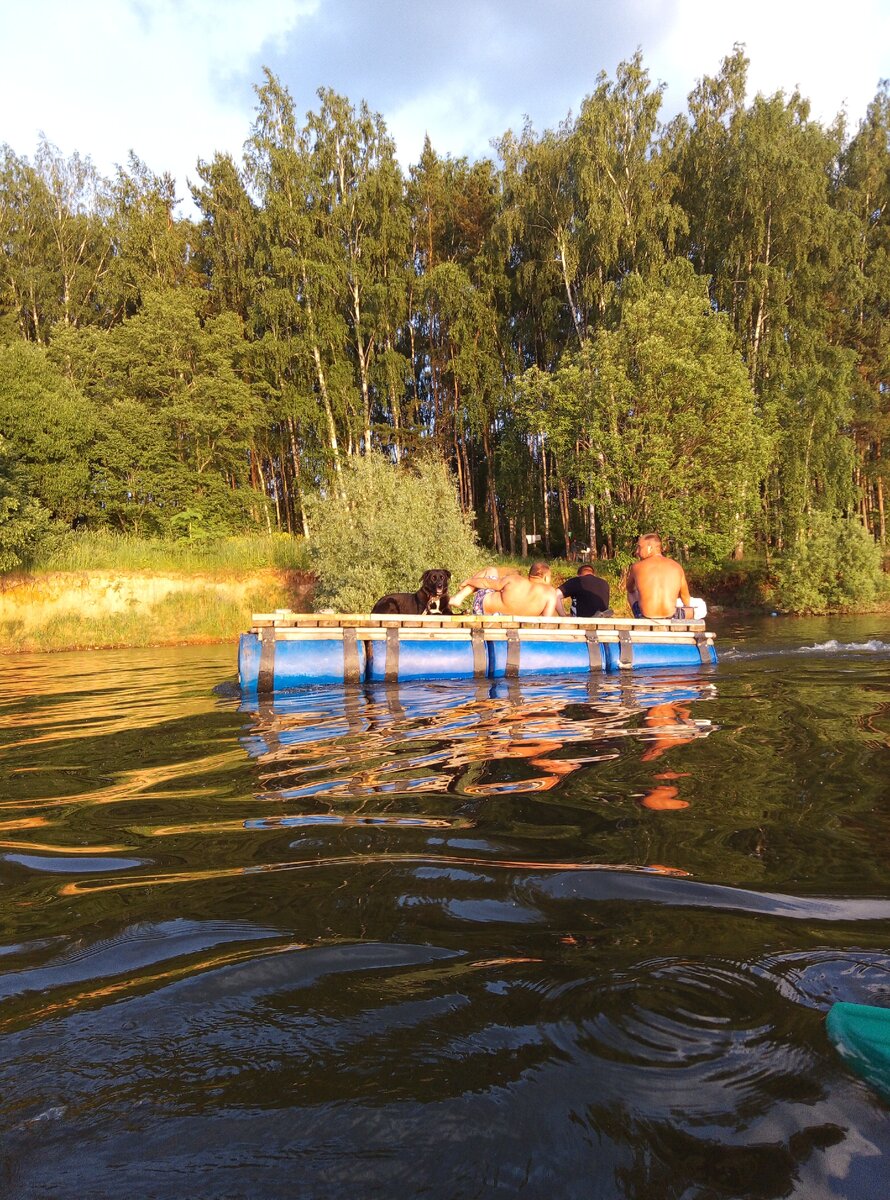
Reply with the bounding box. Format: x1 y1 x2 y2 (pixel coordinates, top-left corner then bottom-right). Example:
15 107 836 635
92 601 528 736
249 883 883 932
0 632 889 1198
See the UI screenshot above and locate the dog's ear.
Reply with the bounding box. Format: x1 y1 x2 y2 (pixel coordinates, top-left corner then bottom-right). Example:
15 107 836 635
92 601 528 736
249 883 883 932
443 569 451 581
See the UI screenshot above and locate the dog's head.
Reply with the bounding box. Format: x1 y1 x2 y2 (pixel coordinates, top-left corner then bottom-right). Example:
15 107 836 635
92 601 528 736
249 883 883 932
420 568 451 614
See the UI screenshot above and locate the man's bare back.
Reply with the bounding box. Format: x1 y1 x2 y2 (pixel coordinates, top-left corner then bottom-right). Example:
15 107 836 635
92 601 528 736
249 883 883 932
456 563 562 617
493 574 561 616
626 534 690 619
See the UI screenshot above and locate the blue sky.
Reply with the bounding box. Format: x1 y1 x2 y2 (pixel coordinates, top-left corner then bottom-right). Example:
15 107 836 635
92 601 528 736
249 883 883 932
2 0 887 214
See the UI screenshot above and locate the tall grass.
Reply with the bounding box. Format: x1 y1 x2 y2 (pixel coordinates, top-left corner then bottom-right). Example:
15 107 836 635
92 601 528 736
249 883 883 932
30 531 312 575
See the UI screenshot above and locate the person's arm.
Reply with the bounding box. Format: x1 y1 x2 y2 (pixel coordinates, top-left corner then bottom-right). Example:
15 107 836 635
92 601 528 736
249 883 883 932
459 569 506 593
672 568 693 618
541 590 559 617
677 569 691 608
626 564 640 608
555 590 568 617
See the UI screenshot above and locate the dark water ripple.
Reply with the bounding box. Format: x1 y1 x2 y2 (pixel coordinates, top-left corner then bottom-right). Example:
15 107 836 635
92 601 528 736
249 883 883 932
0 617 889 1199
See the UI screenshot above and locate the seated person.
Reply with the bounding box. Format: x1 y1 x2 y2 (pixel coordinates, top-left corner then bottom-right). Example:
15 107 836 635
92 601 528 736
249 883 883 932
626 533 691 619
452 562 563 617
450 565 520 611
557 564 610 617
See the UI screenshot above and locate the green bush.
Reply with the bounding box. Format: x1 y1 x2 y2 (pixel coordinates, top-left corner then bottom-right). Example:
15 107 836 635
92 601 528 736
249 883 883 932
774 513 887 613
0 436 62 572
693 557 776 609
307 454 480 611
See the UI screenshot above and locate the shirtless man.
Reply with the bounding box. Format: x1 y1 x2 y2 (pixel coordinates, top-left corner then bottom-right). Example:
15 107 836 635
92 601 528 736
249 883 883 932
453 562 564 617
626 533 691 619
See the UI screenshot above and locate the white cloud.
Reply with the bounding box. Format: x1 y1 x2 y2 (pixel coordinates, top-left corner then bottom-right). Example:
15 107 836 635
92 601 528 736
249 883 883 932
386 79 507 169
0 0 316 205
653 0 890 129
0 0 885 220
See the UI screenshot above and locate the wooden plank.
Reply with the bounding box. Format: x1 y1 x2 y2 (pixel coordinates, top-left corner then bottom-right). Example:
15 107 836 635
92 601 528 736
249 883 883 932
481 628 705 646
262 625 713 648
249 610 709 636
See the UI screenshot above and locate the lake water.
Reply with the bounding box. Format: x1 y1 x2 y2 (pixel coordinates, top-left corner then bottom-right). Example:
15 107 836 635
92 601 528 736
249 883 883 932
1 615 888 1199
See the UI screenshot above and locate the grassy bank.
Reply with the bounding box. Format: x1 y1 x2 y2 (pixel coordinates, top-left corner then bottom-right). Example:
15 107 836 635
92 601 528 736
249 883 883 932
2 533 315 652
3 535 886 653
33 530 311 575
0 574 312 653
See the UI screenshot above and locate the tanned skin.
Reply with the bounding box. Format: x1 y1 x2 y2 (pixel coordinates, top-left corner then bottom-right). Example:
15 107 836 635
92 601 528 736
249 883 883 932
625 534 691 619
456 563 565 617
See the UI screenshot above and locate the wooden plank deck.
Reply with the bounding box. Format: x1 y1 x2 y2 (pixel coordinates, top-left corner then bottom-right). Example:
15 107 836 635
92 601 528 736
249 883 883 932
249 609 709 636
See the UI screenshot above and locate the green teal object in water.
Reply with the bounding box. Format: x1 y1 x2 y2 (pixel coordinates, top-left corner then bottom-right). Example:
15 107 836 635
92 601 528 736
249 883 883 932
826 1002 890 1101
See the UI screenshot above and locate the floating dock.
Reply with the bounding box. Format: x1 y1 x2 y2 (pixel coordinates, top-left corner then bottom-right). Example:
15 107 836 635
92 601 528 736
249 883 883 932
239 611 717 693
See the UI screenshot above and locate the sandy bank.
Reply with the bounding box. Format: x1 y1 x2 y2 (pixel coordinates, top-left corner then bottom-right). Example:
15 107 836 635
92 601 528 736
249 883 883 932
0 569 314 652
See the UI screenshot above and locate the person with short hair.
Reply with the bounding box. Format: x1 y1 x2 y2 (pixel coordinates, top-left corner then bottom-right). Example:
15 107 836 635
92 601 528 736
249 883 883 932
557 563 610 617
449 565 519 612
626 533 691 619
451 562 563 617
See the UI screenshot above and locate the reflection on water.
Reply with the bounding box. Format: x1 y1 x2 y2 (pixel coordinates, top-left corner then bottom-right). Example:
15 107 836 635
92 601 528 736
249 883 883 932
244 675 715 807
0 621 888 1199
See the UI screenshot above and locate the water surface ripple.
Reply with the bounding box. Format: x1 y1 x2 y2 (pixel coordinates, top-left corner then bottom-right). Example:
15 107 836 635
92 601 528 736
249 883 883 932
0 615 888 1199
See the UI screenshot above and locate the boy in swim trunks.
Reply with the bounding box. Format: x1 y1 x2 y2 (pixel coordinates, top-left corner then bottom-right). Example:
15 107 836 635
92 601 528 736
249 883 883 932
472 587 492 615
450 566 519 612
452 563 564 617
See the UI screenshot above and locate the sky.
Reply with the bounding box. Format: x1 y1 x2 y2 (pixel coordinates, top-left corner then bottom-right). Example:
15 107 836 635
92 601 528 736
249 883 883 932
2 0 888 215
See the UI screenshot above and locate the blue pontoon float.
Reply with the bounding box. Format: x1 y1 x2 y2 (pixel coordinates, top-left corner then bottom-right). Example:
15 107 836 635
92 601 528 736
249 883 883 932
239 611 717 695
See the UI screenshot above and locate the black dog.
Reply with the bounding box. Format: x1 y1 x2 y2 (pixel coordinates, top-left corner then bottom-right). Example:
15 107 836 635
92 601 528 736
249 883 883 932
371 569 452 615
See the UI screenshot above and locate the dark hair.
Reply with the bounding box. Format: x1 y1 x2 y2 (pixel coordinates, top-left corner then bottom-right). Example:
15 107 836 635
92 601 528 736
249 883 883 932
528 561 550 579
578 564 595 576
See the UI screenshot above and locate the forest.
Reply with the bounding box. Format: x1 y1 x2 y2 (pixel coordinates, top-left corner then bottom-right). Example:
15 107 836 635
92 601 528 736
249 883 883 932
0 48 887 600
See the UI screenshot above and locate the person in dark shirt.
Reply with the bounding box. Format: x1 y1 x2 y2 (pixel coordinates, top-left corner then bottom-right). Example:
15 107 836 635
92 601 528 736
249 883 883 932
557 564 610 617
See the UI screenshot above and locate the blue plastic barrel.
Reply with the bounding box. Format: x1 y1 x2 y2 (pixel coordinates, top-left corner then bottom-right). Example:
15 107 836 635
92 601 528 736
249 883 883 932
239 631 366 692
488 634 604 677
601 638 716 671
238 631 263 690
366 635 484 682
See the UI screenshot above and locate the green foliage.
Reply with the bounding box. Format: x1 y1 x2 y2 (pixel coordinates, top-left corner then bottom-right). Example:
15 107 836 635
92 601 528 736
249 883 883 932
693 557 776 610
517 259 768 563
52 287 263 534
0 436 60 571
774 513 887 613
836 83 890 546
0 139 114 342
30 531 310 574
307 454 479 611
0 57 887 611
672 57 866 551
0 341 97 521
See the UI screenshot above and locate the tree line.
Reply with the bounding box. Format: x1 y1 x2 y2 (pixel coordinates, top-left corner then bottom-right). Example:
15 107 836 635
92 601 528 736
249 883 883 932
0 48 887 572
